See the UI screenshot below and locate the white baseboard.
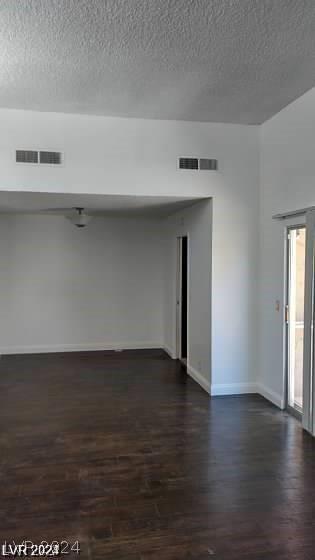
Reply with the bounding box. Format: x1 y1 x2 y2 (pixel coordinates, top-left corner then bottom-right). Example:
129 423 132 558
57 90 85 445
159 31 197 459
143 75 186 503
257 383 285 409
0 342 285 412
211 380 284 409
187 364 210 394
163 346 177 359
0 341 163 356
211 382 258 396
162 350 210 395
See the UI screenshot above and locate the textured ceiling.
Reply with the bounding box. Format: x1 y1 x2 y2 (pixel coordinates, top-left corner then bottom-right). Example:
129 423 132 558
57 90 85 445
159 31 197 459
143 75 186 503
0 191 205 217
1 1 315 124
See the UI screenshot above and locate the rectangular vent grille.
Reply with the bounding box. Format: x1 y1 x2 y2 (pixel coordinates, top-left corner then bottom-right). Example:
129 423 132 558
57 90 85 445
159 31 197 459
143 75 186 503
178 157 218 171
179 157 199 170
40 151 62 165
16 150 62 165
200 158 218 171
16 150 38 164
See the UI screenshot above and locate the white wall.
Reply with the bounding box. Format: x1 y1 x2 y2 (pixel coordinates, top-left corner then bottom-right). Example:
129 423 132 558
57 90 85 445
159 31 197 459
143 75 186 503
260 87 315 407
0 109 260 392
164 200 212 393
0 214 164 353
3 92 315 403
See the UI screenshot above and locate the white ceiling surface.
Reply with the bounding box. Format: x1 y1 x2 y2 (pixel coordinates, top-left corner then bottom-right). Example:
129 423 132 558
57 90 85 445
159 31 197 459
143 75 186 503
1 1 315 124
0 191 207 218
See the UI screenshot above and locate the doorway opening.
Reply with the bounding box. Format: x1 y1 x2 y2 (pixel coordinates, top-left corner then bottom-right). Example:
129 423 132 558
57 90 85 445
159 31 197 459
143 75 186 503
176 236 188 364
286 225 306 418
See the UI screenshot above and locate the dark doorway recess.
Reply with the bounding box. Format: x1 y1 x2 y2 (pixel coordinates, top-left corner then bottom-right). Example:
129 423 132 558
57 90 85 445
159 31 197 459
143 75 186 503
181 236 188 360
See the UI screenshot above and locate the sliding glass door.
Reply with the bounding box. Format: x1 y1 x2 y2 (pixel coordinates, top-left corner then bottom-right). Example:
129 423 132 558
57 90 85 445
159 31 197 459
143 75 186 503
280 208 315 436
286 226 306 416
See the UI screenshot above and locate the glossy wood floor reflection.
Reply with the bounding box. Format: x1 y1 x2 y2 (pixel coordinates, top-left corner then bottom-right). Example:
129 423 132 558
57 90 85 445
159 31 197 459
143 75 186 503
0 350 314 559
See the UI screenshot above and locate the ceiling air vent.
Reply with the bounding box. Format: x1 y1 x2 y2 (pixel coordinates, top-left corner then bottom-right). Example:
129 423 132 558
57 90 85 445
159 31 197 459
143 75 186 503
16 150 38 164
40 151 62 165
178 157 218 171
179 157 199 170
200 158 218 171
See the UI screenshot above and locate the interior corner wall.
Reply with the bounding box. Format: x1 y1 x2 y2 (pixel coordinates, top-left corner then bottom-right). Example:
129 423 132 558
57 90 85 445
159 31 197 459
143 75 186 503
0 214 164 353
164 200 212 393
260 87 315 408
0 109 260 391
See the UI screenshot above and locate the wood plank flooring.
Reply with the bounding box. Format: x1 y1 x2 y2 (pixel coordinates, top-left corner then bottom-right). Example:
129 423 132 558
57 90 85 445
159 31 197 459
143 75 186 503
0 349 314 559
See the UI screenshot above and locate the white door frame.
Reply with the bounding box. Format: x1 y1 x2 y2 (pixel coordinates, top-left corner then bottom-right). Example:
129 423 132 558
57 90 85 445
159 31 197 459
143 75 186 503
285 224 305 417
302 209 315 435
275 207 315 435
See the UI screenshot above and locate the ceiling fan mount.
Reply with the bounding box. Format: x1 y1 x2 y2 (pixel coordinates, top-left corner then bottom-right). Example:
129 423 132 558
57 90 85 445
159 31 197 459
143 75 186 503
68 207 91 228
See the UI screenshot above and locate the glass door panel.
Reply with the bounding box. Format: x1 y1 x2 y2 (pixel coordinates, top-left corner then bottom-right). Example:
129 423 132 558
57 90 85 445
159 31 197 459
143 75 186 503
287 227 306 415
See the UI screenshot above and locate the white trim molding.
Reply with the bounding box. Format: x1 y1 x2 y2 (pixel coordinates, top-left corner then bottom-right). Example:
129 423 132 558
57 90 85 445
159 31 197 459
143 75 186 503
0 342 286 413
163 346 177 360
0 342 163 355
257 383 285 410
187 364 210 394
211 382 258 396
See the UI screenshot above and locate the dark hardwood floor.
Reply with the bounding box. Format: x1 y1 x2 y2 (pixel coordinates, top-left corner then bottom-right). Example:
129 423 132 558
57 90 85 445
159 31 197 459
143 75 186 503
0 349 314 559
